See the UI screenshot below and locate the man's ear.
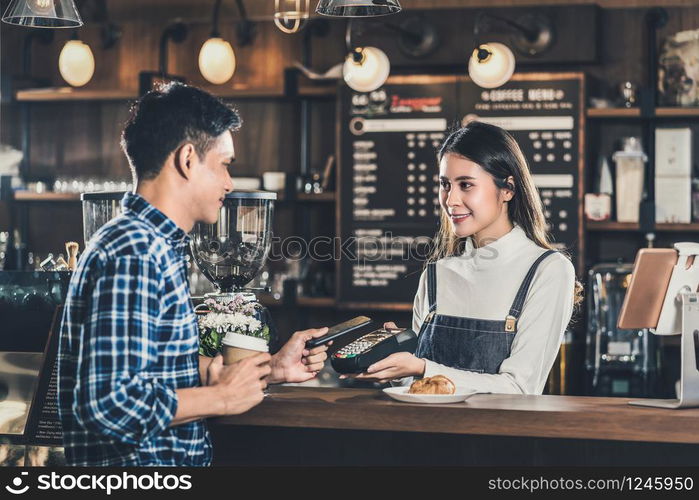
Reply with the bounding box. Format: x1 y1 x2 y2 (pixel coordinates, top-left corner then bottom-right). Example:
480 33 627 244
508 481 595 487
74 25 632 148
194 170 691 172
173 143 196 180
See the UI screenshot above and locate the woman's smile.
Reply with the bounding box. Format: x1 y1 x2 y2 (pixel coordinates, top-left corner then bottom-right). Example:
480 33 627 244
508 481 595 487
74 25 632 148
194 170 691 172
449 211 472 224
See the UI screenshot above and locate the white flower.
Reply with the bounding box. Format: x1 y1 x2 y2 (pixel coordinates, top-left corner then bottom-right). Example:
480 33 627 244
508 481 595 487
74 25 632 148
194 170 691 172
198 312 262 335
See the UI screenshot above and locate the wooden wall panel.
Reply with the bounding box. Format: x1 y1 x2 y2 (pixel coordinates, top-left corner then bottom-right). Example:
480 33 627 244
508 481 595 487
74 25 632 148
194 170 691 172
26 102 130 179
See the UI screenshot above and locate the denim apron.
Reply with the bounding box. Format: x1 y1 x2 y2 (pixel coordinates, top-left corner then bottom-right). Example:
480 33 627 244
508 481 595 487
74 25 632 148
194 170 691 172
414 250 557 374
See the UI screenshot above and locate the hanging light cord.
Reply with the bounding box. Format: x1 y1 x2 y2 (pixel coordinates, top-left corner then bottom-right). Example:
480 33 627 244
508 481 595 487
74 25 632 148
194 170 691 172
235 0 247 20
159 22 188 74
22 29 53 75
211 0 223 37
345 19 365 63
234 0 256 47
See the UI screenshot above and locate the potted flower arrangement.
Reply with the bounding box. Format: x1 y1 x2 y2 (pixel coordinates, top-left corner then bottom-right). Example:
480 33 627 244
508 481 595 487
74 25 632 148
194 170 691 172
197 295 270 358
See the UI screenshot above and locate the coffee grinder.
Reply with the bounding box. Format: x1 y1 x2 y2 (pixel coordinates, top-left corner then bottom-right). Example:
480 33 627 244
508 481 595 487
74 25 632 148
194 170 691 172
189 191 278 350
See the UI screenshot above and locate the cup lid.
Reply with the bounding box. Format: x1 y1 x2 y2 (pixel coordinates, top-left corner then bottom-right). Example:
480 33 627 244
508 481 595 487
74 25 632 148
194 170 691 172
221 331 269 352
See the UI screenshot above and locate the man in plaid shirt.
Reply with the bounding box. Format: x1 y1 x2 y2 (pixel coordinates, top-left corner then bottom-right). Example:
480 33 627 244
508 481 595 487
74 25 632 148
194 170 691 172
57 83 329 466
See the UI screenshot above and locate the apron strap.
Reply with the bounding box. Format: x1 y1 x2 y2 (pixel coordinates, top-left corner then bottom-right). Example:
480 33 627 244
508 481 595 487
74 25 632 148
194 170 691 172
505 249 557 332
426 262 437 313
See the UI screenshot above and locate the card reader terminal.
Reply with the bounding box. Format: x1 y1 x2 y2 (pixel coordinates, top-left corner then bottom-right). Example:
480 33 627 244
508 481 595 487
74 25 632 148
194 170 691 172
331 328 418 374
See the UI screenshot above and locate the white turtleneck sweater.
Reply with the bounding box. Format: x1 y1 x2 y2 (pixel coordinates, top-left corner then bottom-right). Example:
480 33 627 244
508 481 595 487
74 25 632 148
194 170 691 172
409 224 575 395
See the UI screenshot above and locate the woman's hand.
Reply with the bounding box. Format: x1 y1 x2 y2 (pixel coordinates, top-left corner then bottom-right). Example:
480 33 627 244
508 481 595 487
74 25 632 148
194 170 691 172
340 352 426 384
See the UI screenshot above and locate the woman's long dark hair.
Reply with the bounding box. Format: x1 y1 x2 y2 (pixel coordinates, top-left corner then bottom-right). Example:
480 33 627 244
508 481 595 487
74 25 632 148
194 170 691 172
430 121 583 305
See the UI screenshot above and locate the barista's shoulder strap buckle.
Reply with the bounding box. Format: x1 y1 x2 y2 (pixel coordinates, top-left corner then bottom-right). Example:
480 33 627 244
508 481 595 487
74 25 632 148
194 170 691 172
505 315 517 332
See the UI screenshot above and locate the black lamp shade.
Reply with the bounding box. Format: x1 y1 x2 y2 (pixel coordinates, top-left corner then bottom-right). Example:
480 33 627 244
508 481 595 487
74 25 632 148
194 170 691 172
2 0 83 28
315 0 401 17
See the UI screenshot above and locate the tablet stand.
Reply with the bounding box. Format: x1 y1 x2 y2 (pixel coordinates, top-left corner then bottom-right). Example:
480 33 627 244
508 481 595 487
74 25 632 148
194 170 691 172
630 242 699 409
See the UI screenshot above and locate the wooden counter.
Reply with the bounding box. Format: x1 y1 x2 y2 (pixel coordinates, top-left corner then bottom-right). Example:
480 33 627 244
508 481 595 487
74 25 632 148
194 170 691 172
208 386 699 466
212 386 699 444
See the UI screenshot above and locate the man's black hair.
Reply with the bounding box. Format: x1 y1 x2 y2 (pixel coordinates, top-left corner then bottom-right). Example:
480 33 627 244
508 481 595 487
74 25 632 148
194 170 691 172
121 83 241 181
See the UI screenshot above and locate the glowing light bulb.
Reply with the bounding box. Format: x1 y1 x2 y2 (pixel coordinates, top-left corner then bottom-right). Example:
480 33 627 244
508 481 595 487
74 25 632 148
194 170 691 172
28 0 54 15
199 37 236 85
343 46 390 93
58 39 94 87
468 42 515 89
274 0 309 34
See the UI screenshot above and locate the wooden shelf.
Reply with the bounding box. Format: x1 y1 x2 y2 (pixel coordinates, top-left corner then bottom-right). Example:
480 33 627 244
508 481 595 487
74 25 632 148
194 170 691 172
258 296 411 310
12 191 336 204
214 87 335 99
16 86 336 102
257 294 283 307
656 107 699 117
587 107 699 118
587 107 641 118
16 88 136 102
257 294 336 308
338 302 413 312
13 192 81 201
296 296 336 308
295 192 335 202
586 221 699 232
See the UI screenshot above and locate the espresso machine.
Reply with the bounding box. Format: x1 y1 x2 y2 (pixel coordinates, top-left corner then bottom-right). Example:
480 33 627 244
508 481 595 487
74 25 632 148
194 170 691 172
189 191 278 348
585 263 660 397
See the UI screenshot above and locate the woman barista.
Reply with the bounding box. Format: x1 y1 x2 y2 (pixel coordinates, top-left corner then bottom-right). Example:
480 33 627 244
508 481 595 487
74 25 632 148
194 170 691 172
346 121 582 394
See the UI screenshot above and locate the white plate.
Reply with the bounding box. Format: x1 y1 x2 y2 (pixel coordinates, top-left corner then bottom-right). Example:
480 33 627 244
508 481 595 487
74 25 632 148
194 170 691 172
382 386 477 404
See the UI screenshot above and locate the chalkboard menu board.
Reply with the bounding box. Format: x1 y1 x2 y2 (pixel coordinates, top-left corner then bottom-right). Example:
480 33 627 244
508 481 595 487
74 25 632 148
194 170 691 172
337 76 459 308
337 74 584 307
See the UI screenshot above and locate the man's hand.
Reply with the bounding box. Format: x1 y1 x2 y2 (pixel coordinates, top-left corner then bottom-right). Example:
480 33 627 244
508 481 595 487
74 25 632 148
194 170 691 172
206 353 271 415
198 355 214 386
269 327 330 384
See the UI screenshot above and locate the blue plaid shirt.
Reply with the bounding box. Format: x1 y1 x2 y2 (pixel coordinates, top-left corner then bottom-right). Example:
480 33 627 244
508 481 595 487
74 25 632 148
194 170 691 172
58 192 212 466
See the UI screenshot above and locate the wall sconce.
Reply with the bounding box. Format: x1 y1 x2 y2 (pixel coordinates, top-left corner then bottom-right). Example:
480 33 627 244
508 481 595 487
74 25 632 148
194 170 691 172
21 28 54 78
292 17 436 93
91 0 122 49
58 32 95 86
274 0 309 34
199 0 236 84
343 46 390 92
4 28 54 98
234 0 256 47
139 22 188 95
198 0 256 84
343 20 390 92
315 0 401 17
387 16 439 59
2 0 82 28
468 42 515 89
468 11 554 89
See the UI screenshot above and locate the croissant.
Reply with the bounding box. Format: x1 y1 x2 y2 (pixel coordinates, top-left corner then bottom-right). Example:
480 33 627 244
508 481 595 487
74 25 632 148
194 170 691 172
408 375 456 395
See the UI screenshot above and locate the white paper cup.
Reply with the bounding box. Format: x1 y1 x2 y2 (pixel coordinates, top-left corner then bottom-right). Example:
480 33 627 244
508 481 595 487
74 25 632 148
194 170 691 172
263 172 286 191
221 332 269 365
